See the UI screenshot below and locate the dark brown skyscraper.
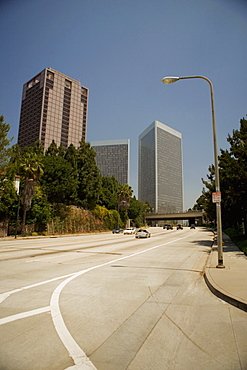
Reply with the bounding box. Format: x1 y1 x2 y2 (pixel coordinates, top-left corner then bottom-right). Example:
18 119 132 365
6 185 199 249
18 68 88 151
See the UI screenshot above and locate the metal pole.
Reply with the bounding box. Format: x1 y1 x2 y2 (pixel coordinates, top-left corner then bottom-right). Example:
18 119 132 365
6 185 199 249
15 196 20 239
163 76 224 267
206 79 224 267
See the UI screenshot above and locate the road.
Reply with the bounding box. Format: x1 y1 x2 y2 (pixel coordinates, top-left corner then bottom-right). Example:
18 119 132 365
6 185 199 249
0 227 247 370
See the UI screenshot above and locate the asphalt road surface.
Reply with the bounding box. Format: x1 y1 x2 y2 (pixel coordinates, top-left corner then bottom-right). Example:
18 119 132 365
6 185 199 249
0 227 247 370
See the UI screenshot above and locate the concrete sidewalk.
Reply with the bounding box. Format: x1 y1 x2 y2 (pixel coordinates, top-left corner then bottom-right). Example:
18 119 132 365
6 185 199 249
204 233 247 312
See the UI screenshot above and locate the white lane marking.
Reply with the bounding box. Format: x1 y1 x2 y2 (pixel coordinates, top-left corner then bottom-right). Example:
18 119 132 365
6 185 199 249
0 232 192 304
50 233 193 368
0 306 50 325
0 272 78 303
51 280 97 369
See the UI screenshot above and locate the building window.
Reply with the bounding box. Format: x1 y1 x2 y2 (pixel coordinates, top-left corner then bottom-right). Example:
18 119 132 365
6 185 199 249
27 74 41 89
47 71 54 81
65 79 72 89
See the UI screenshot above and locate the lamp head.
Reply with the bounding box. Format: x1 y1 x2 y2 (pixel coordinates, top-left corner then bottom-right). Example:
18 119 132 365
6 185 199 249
161 76 180 84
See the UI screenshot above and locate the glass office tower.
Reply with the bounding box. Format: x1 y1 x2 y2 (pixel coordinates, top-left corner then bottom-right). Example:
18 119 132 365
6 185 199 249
138 121 183 213
18 68 88 151
91 139 130 185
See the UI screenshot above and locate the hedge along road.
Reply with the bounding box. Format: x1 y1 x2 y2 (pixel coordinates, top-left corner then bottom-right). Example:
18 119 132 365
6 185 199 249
0 228 247 369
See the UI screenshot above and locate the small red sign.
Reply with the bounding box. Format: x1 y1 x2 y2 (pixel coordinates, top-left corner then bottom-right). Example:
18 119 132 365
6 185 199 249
212 192 221 203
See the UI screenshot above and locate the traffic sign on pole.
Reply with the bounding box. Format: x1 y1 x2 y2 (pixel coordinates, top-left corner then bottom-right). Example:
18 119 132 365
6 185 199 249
212 192 221 203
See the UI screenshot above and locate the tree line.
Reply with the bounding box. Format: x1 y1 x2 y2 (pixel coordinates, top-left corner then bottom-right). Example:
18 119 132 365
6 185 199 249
0 115 151 236
194 116 247 235
1 115 246 237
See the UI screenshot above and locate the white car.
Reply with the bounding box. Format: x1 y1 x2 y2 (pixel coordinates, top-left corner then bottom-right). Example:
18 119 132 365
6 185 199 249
123 228 136 235
135 229 151 238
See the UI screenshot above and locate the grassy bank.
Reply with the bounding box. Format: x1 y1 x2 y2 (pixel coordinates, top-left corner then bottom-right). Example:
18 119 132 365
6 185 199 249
224 228 247 256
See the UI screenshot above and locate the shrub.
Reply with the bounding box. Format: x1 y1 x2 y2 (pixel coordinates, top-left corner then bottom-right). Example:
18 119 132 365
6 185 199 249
94 205 122 230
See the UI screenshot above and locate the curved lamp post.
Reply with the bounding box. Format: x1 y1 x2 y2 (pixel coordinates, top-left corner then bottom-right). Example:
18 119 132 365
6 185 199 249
162 75 224 268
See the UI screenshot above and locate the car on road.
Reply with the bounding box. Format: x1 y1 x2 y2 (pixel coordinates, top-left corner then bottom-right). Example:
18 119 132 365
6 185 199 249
123 227 136 235
177 224 183 230
190 224 196 229
135 229 151 238
112 228 123 234
166 224 173 230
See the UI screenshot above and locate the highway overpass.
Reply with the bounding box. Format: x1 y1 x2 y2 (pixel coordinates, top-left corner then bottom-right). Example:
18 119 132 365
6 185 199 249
145 211 204 226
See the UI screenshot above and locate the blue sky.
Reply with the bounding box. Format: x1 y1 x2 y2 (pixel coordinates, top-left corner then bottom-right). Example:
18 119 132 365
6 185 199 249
0 0 246 209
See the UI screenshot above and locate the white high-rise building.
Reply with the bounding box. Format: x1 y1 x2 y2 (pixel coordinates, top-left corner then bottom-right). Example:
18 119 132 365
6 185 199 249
138 120 183 213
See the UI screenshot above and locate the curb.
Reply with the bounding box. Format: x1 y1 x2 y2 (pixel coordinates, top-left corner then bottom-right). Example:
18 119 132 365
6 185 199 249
204 270 247 313
204 239 247 313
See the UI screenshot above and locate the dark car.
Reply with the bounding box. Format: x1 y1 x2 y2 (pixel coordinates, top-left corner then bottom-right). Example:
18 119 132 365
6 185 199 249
112 228 123 234
166 224 173 230
190 224 196 229
177 224 183 230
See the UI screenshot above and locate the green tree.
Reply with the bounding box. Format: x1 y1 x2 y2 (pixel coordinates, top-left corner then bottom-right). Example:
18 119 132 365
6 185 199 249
41 155 78 204
26 186 52 230
197 165 217 223
0 116 17 225
0 175 18 223
77 141 101 209
0 115 13 172
118 184 133 210
31 140 44 155
196 116 247 231
117 184 133 226
220 117 247 230
218 149 239 228
58 143 66 157
127 197 150 227
19 151 44 235
94 205 122 230
98 176 120 210
64 143 78 169
8 144 22 176
45 140 59 156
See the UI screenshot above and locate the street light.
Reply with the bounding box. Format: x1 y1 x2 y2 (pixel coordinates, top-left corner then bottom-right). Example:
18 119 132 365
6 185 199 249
162 75 225 268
